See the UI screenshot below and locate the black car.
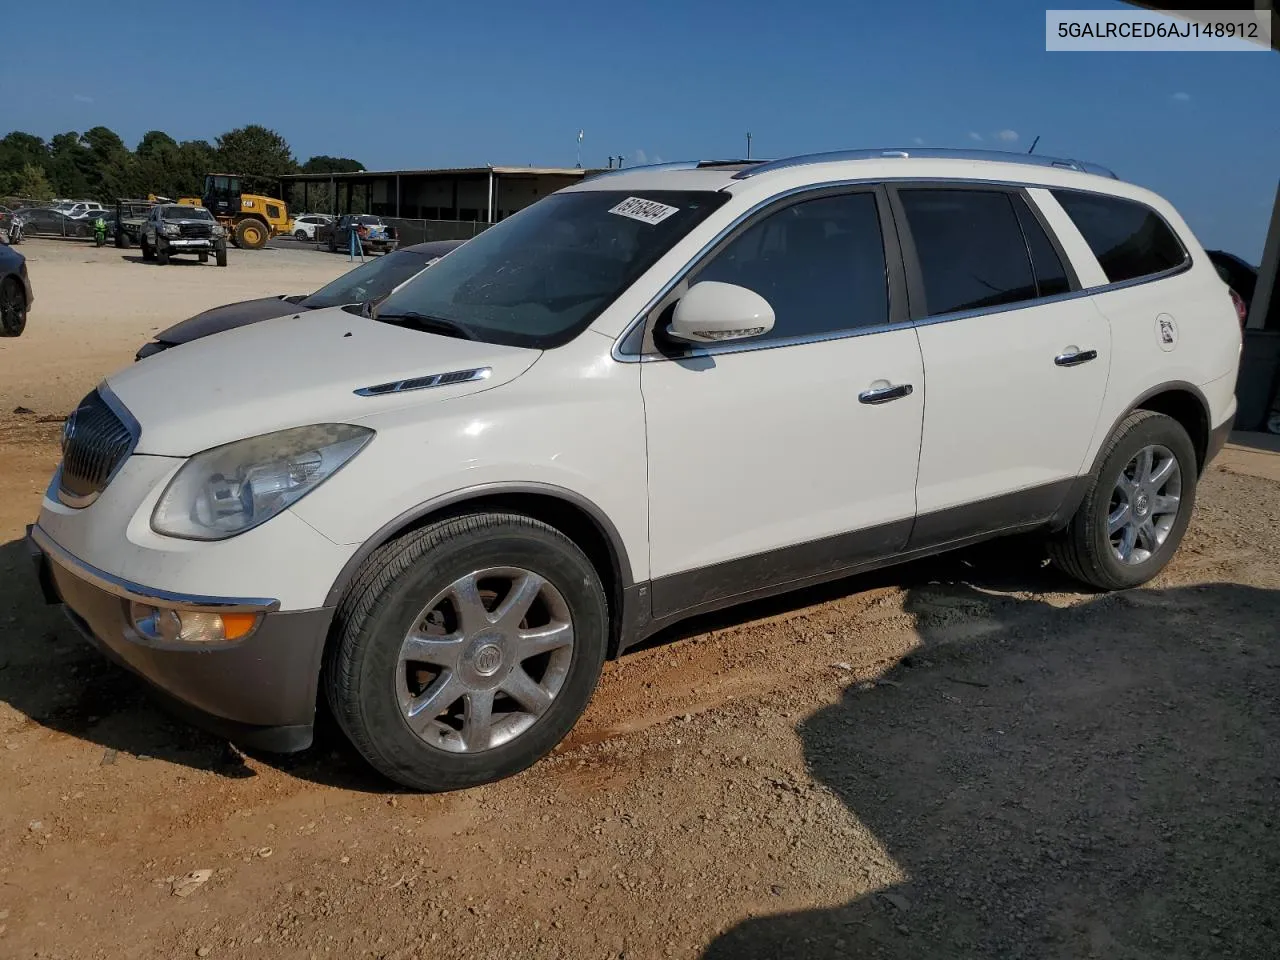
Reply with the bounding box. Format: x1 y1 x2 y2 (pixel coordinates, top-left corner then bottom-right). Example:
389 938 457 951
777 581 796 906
134 239 463 359
16 207 92 239
0 242 33 336
1206 250 1258 319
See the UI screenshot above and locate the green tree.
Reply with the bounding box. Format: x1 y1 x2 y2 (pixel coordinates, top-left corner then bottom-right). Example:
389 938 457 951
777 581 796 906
81 126 137 199
0 162 54 201
46 132 92 198
302 155 365 173
215 124 296 183
0 132 49 182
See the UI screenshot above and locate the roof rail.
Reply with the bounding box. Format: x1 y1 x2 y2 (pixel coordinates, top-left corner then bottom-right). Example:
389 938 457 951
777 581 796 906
731 148 1118 181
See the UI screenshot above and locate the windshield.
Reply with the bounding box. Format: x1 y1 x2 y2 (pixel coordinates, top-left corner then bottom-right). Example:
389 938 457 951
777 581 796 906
162 205 213 220
301 249 437 309
375 190 728 348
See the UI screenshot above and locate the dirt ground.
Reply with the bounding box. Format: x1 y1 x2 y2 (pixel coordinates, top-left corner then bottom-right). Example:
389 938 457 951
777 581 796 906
1 238 1278 960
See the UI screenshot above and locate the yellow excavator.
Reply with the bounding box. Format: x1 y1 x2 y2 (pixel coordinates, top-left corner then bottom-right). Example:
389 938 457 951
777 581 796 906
176 174 290 249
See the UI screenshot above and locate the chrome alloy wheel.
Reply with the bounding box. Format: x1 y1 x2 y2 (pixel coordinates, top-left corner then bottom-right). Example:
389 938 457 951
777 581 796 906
396 568 574 753
1107 443 1182 565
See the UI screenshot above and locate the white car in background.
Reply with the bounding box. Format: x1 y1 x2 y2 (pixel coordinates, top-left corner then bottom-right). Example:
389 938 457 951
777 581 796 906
292 214 333 240
28 148 1241 793
57 201 106 219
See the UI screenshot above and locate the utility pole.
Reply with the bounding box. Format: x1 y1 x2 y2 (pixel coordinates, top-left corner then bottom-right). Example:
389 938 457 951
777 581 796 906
746 131 753 160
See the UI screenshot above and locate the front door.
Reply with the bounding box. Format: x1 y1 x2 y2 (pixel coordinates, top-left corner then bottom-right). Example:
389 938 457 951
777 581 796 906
640 187 926 620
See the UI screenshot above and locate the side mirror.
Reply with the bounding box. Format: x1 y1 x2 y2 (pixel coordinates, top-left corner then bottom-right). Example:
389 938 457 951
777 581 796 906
666 281 775 345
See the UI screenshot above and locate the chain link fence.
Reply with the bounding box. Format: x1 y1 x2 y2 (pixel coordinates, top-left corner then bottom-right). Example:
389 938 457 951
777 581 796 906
378 218 492 245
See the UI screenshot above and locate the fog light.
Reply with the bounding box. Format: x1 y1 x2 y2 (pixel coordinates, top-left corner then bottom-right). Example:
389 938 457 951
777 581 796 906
129 602 259 643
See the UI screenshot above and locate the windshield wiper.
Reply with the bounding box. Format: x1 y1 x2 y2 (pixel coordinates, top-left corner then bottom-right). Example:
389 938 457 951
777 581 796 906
375 311 475 340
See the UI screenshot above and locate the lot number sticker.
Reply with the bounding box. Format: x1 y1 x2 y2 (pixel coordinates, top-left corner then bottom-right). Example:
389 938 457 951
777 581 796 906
608 196 680 225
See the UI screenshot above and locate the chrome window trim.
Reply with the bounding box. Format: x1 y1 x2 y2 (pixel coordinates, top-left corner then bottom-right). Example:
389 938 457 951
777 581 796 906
611 176 1193 364
31 525 281 613
55 382 142 509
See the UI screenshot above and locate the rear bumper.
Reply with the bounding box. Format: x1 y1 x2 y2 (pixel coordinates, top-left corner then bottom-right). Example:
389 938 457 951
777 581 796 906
27 524 332 753
1205 412 1234 468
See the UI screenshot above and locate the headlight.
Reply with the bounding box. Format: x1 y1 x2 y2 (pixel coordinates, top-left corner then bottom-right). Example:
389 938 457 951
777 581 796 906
151 424 373 540
161 223 180 237
211 223 225 238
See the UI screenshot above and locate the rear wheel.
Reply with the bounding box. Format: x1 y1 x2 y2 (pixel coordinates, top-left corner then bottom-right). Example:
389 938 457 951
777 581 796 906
325 513 608 792
0 277 26 337
198 251 209 263
1049 410 1198 590
234 219 268 250
294 229 307 241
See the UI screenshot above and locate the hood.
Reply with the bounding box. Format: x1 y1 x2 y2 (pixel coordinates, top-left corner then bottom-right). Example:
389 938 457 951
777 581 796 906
109 307 541 456
153 295 308 346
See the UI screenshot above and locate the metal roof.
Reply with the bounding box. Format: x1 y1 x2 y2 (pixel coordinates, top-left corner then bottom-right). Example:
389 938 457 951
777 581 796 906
279 165 591 182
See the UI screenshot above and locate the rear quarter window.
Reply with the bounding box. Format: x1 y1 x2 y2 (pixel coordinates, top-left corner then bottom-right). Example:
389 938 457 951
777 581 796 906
1051 190 1187 284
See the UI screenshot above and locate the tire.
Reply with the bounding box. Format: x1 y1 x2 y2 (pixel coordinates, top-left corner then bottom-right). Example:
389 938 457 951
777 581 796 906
328 233 337 253
234 218 268 250
0 277 27 337
1049 410 1198 590
140 236 154 261
198 252 209 263
325 513 609 792
294 229 307 241
215 241 228 267
118 231 131 249
156 241 170 265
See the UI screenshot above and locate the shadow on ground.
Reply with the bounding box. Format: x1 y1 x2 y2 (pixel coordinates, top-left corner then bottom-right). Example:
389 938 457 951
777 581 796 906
704 574 1280 959
0 537 392 791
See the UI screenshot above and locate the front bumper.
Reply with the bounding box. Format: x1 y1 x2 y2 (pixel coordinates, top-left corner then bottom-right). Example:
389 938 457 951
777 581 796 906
27 524 333 753
159 237 217 250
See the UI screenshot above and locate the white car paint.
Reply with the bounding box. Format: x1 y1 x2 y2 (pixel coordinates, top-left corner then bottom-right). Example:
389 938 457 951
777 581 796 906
291 214 332 240
36 151 1241 623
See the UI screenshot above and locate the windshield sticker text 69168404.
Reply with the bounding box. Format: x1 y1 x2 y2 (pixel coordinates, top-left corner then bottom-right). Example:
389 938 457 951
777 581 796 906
608 197 681 225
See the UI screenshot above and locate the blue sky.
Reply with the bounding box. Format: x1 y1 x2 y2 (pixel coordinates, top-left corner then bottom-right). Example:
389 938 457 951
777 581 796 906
6 0 1278 257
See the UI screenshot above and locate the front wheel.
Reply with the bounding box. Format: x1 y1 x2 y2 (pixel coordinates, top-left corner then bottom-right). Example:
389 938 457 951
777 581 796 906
234 219 268 249
215 241 228 267
156 241 170 265
1049 410 1198 590
0 277 26 336
140 236 154 261
294 229 307 241
325 513 608 792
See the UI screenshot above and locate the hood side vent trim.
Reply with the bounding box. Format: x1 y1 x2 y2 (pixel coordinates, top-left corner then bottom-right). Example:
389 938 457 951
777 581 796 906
354 367 491 397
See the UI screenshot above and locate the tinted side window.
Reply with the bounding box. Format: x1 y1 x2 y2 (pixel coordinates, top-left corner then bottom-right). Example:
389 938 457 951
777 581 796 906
1050 190 1187 284
899 189 1036 317
1014 196 1071 297
694 192 888 340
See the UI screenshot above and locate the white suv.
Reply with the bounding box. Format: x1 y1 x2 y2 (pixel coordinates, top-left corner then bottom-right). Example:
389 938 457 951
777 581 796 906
28 148 1241 791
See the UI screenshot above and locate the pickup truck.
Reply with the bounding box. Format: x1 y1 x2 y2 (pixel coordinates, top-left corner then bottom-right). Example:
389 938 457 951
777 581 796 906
139 204 228 266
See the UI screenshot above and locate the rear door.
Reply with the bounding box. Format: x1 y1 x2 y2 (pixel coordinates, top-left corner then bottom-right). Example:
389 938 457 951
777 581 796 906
891 184 1111 546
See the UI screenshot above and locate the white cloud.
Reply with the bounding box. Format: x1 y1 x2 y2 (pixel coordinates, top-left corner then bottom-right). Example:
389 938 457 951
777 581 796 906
634 149 648 165
912 136 926 145
968 131 984 142
1171 91 1191 102
996 129 1019 142
73 93 94 103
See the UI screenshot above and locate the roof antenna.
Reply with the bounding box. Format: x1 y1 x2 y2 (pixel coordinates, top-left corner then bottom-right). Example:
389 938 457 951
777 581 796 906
1027 136 1040 155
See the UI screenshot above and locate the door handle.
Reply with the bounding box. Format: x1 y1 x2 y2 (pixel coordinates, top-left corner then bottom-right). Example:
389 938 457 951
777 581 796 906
1054 349 1098 367
858 383 914 405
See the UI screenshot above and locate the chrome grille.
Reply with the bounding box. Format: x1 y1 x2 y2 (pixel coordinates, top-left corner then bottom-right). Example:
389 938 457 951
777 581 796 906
58 389 138 507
